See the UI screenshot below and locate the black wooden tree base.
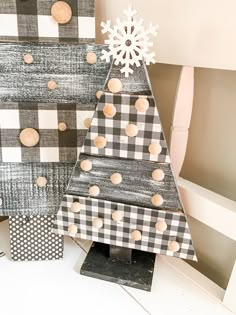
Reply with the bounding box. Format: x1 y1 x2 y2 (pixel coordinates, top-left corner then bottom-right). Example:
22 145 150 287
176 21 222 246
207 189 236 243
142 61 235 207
80 242 156 291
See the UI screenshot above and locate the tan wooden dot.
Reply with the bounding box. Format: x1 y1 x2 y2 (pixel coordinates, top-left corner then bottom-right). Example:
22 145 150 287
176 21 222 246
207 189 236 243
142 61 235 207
107 78 122 93
47 80 57 90
93 218 103 229
103 103 116 118
89 185 100 197
19 128 40 147
125 124 139 137
135 98 149 112
36 176 47 188
94 136 107 149
152 169 165 181
168 241 180 252
23 54 33 64
112 210 124 222
96 90 103 100
155 220 168 232
80 159 92 172
70 201 81 213
131 230 142 241
86 52 97 64
110 173 122 185
84 117 92 129
68 224 77 235
58 122 67 132
151 194 164 207
51 1 72 24
148 143 162 155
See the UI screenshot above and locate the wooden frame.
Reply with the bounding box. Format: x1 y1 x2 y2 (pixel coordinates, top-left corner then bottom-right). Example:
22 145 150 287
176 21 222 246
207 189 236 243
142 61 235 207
170 66 236 313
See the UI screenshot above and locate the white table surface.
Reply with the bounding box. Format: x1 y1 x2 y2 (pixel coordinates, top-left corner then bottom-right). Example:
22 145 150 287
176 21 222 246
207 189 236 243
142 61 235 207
0 220 233 315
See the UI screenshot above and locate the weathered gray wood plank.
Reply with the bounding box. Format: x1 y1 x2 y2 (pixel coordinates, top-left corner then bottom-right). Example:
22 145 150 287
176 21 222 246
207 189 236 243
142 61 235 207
0 163 74 216
67 154 182 211
0 42 111 104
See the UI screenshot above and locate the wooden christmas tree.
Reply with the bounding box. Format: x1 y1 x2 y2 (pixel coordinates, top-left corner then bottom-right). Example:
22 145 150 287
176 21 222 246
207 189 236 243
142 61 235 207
53 6 196 290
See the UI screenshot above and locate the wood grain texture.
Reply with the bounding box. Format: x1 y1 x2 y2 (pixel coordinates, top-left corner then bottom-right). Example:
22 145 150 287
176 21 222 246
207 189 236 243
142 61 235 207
0 42 111 104
0 163 74 216
104 61 152 96
67 154 182 211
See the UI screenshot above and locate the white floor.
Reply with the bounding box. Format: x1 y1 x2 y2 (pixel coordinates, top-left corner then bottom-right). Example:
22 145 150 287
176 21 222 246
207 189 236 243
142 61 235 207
0 220 233 315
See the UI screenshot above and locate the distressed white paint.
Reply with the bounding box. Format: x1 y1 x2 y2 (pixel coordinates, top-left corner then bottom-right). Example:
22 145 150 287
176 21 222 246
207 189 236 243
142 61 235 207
0 220 233 315
170 66 194 177
178 177 236 241
223 261 236 313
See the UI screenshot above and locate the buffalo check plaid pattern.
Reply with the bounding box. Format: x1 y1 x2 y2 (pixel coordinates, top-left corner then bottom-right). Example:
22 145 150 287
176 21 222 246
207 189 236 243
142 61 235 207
0 0 95 42
53 195 197 260
0 104 94 162
81 93 171 163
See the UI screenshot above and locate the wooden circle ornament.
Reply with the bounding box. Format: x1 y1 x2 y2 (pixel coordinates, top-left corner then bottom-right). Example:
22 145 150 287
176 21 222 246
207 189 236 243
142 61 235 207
135 98 149 112
89 185 100 197
70 202 81 213
107 78 122 93
36 176 47 187
86 52 97 64
131 230 142 241
168 241 180 252
152 169 165 181
68 224 77 235
110 173 122 185
51 1 72 24
151 194 164 207
148 143 162 155
47 80 57 90
155 220 168 232
58 122 67 131
96 90 103 100
23 54 33 64
103 103 116 118
19 128 40 147
94 136 107 149
112 210 124 222
93 218 103 229
84 117 92 129
80 159 92 172
125 124 139 137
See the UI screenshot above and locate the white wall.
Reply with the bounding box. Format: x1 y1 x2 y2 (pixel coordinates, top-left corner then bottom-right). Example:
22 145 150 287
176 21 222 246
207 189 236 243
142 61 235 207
95 0 236 70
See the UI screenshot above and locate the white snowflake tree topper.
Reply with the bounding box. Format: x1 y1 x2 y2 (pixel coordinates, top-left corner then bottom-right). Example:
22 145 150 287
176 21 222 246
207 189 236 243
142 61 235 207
101 5 158 77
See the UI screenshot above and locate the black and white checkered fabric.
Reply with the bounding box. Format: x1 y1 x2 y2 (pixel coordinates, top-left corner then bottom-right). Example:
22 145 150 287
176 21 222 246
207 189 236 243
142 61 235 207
0 104 94 162
53 195 196 260
0 0 95 42
81 93 171 163
10 215 63 261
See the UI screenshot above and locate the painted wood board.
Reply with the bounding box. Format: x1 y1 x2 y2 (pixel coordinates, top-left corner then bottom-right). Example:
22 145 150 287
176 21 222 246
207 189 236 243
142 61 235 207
0 162 74 216
68 154 182 210
0 219 232 315
0 0 95 43
0 42 111 103
178 177 236 241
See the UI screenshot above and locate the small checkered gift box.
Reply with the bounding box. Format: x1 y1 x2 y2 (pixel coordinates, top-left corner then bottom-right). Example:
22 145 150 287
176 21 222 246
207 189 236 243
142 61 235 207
0 0 104 261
